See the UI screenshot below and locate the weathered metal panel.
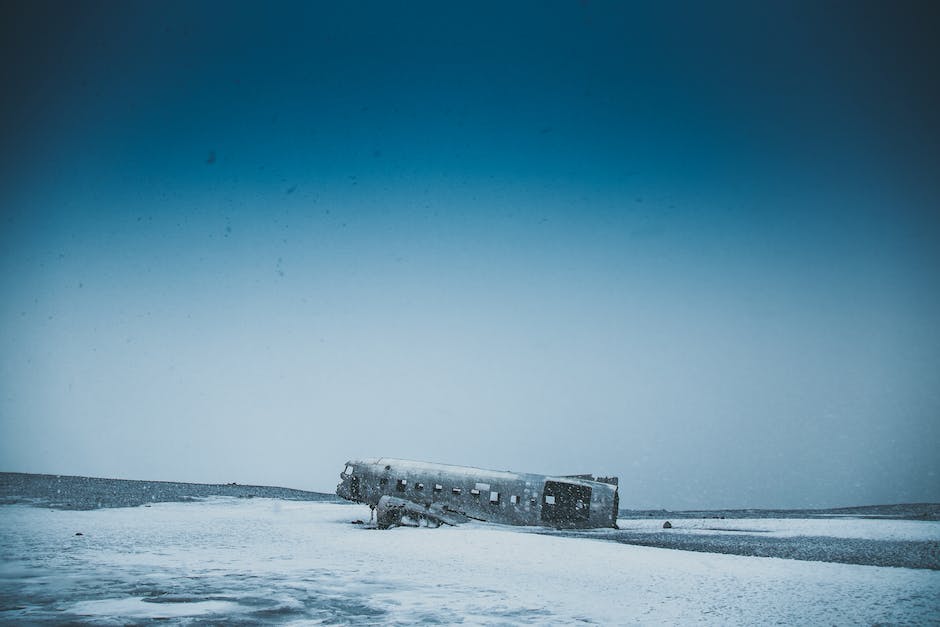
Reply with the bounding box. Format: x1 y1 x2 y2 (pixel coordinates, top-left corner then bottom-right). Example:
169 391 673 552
336 458 619 529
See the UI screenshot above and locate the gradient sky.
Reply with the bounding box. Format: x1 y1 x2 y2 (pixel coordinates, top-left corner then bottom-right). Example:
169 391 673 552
1 1 938 509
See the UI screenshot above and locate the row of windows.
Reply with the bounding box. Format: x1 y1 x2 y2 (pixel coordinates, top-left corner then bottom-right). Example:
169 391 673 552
388 477 536 506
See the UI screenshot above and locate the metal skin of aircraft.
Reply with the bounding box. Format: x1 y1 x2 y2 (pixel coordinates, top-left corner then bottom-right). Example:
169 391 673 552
336 458 620 530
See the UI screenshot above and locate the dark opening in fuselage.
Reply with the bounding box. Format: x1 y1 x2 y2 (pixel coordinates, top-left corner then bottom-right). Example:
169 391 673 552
541 480 592 526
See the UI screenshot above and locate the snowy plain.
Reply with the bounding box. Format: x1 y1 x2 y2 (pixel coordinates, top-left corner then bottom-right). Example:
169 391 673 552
615 516 939 542
1 498 938 625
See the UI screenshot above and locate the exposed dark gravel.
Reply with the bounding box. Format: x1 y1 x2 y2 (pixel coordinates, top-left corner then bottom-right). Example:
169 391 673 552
621 503 940 521
543 529 940 570
0 472 339 510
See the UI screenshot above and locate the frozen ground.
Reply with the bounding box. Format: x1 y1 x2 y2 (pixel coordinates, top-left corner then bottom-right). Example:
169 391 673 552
0 472 338 510
615 517 940 540
541 517 940 570
1 499 939 625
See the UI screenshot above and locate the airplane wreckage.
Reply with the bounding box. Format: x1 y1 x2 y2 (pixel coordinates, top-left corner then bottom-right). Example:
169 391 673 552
336 458 620 529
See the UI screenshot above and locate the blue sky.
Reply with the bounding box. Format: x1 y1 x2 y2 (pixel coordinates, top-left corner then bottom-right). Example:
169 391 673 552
1 1 938 508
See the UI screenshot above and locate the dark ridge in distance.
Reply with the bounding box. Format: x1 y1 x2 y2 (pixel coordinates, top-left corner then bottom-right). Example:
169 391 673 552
620 503 940 521
0 472 341 511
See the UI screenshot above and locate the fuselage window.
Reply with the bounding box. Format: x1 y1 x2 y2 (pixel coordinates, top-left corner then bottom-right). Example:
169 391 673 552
452 487 462 495
545 495 556 505
470 489 480 496
396 479 407 492
434 484 443 492
490 491 500 504
510 495 519 505
415 483 424 491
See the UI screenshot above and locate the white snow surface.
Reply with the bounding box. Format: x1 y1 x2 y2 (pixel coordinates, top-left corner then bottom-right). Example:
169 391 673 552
616 516 940 541
0 498 937 625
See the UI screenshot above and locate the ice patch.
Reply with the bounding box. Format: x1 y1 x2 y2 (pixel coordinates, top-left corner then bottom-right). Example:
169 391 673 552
69 597 240 619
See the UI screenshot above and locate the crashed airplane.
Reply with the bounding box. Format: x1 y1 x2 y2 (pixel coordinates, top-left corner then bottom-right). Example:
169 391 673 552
336 458 619 529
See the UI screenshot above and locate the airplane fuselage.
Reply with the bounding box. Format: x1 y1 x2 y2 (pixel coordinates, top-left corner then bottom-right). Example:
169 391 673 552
336 458 619 529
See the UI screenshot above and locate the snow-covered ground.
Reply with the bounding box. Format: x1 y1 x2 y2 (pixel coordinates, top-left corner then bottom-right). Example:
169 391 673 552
616 516 939 541
1 499 938 625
